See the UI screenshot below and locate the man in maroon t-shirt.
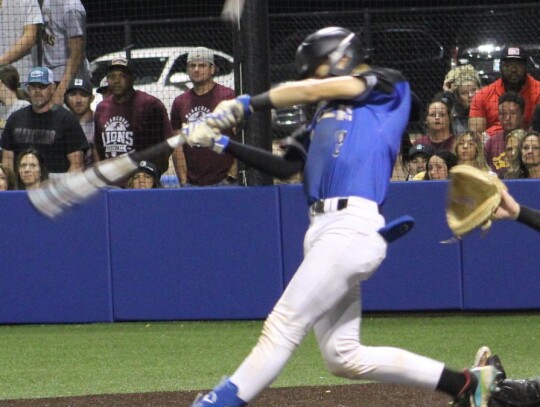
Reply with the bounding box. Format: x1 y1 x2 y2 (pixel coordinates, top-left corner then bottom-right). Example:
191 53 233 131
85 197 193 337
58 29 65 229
170 47 237 187
94 57 173 175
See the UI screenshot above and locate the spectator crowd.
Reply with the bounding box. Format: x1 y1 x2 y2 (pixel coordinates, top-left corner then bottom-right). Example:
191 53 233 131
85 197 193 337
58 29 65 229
392 45 540 183
0 0 238 190
0 2 538 191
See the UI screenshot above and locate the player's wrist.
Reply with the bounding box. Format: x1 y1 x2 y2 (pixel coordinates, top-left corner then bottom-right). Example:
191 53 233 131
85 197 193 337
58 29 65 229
236 95 253 116
213 135 230 153
512 204 521 220
249 91 275 112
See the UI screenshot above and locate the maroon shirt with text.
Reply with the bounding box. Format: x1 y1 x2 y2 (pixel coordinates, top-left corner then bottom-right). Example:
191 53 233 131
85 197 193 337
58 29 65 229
170 83 236 185
484 131 508 177
413 134 456 153
94 90 173 174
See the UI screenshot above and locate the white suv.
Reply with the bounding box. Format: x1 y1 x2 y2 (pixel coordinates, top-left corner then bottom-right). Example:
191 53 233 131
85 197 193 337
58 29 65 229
90 46 308 140
89 47 235 112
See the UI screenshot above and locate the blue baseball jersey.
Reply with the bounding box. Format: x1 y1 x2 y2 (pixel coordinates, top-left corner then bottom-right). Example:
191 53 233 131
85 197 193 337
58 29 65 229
298 68 411 206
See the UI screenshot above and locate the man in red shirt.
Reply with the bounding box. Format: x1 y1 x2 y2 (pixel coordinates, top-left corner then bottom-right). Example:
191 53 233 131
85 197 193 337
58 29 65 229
469 46 540 136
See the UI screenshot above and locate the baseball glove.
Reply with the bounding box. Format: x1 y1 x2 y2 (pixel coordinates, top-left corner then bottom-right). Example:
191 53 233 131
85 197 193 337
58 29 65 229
446 165 507 237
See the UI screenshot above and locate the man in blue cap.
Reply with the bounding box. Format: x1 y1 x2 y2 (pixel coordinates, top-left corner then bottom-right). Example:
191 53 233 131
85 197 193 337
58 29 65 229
1 67 88 175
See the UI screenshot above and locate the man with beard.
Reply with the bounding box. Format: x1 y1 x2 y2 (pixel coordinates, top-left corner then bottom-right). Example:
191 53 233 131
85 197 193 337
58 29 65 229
469 46 540 137
1 67 88 175
170 47 237 187
64 77 96 167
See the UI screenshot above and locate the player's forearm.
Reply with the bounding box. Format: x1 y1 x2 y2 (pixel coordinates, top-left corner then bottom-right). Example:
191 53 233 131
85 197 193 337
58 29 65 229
225 139 303 179
516 205 540 232
261 76 366 109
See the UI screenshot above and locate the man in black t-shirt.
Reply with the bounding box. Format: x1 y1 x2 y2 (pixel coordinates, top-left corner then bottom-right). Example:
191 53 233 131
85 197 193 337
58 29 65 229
1 67 88 174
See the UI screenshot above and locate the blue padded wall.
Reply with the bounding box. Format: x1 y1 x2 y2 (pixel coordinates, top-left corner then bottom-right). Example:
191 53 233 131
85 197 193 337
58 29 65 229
0 179 538 324
278 182 463 311
0 191 113 323
363 181 463 311
278 184 309 287
108 187 284 320
461 180 540 310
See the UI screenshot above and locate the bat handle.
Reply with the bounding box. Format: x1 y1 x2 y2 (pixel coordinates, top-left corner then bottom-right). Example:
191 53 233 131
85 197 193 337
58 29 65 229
130 133 186 164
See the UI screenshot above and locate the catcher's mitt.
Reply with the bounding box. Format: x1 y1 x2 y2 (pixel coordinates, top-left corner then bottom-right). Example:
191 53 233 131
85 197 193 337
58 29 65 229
446 165 507 237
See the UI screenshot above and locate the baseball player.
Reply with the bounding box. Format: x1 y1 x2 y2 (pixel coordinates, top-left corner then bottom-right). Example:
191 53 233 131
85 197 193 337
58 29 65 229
184 27 498 407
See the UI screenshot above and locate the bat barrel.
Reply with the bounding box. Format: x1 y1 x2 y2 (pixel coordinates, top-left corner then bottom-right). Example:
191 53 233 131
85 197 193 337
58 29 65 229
28 133 185 219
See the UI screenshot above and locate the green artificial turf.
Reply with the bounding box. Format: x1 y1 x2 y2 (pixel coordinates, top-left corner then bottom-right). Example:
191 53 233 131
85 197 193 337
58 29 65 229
0 313 539 400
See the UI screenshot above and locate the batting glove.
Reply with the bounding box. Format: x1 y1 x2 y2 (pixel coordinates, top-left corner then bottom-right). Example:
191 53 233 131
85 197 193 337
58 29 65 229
183 121 230 154
206 95 252 130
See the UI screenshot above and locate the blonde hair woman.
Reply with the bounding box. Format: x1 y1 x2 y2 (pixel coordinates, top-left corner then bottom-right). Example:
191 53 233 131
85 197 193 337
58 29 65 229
453 131 491 172
504 129 527 169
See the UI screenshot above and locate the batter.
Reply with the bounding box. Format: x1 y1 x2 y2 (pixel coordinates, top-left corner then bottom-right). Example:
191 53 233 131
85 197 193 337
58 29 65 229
185 27 498 407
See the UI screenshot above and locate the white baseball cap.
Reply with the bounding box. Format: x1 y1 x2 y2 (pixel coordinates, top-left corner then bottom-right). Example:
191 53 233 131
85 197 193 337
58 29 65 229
187 47 215 65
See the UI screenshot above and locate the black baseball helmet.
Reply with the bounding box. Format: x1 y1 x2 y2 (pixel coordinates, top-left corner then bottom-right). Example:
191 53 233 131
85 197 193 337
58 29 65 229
295 26 369 79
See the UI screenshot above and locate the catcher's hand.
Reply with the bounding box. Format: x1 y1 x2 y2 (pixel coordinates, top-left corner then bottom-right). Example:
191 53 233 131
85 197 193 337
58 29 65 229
492 188 520 220
446 165 507 237
206 95 252 130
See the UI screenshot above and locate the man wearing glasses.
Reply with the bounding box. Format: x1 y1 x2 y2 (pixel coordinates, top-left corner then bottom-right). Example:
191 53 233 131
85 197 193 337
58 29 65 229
170 47 238 187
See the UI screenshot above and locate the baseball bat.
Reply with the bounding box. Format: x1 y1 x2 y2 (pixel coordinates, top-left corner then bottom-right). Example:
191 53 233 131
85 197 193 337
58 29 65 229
28 134 184 219
221 0 246 24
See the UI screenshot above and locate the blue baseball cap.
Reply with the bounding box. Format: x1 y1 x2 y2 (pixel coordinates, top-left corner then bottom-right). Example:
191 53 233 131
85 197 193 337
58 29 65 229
27 67 55 85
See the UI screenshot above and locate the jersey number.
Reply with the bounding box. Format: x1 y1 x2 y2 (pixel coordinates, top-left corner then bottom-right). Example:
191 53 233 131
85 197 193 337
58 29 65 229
333 130 347 157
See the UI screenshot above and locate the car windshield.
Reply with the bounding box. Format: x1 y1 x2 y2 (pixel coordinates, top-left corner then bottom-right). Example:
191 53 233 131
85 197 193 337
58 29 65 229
90 57 168 86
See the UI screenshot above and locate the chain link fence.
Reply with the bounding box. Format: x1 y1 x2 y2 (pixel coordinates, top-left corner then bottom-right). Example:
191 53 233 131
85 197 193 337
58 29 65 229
87 2 540 112
4 2 538 187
